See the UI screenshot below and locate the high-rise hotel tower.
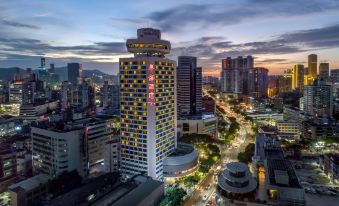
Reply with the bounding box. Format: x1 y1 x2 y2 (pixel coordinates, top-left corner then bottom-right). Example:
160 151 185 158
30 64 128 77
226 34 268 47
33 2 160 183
119 28 177 180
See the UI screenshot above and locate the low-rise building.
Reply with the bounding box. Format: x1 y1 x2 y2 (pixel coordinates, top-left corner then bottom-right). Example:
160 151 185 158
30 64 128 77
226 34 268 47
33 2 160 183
320 153 339 184
46 174 164 206
265 158 305 205
19 100 59 123
301 118 339 140
283 106 301 121
163 143 198 179
247 112 283 126
0 144 17 193
177 113 218 138
252 133 305 205
217 162 257 204
276 120 300 140
8 174 50 206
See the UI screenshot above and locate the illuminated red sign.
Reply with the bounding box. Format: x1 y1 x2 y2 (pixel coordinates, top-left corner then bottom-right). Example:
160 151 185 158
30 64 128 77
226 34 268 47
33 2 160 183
148 92 155 99
149 64 154 71
148 74 155 82
147 64 156 106
148 84 154 90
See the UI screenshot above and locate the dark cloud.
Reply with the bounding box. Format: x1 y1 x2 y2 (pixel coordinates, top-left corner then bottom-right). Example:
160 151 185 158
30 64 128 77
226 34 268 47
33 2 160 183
1 19 40 29
111 17 148 25
148 0 339 32
170 23 339 69
256 58 288 63
281 23 339 48
0 38 126 56
1 20 339 74
0 37 127 74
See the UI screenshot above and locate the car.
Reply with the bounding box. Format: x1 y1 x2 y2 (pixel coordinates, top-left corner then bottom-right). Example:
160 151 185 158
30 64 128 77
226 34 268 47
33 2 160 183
202 194 208 201
323 190 337 196
309 188 316 194
316 188 324 194
328 188 338 193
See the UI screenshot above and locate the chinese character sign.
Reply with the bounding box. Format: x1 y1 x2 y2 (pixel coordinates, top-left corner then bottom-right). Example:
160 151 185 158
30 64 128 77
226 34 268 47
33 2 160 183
148 74 155 82
147 64 156 106
148 84 154 90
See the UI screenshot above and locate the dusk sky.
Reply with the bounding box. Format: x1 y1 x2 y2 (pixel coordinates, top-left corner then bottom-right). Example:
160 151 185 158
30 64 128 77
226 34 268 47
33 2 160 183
1 0 339 76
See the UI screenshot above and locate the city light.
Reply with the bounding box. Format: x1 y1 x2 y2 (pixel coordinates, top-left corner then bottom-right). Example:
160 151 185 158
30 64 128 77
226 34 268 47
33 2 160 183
0 1 339 206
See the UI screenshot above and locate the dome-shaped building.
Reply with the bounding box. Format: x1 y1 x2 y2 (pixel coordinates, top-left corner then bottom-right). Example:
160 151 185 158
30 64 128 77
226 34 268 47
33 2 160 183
217 162 257 202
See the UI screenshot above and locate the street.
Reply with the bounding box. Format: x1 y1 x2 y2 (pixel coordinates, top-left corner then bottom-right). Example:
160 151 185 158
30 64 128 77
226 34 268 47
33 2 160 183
183 93 254 206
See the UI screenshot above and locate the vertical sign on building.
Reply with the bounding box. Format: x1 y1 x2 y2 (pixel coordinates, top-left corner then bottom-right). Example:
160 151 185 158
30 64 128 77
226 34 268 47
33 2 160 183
148 64 156 106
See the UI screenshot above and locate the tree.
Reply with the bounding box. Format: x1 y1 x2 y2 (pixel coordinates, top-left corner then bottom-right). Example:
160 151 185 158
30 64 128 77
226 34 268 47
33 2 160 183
166 188 187 206
237 143 255 163
208 144 220 154
199 158 211 173
183 175 199 188
244 115 253 122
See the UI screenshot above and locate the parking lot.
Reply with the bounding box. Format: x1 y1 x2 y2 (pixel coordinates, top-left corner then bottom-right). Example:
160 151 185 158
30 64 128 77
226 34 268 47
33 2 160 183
291 158 339 203
305 193 339 206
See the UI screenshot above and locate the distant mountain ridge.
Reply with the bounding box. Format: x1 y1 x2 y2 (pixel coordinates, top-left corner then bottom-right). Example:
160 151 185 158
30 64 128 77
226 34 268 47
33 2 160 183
83 69 106 76
0 67 109 81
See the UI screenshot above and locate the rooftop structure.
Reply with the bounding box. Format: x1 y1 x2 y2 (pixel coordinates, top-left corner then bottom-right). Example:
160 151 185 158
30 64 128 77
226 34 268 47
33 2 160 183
217 162 257 204
163 143 198 178
9 174 50 206
47 174 164 206
177 112 218 138
126 28 171 57
253 133 305 205
9 174 50 192
112 176 164 206
266 159 301 188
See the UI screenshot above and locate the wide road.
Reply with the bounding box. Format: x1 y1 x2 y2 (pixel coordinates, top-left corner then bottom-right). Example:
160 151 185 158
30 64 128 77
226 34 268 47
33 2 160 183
183 92 254 206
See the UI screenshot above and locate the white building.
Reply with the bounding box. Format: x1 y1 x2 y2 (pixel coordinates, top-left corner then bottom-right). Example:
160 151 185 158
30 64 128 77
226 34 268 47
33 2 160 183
31 126 88 178
67 116 118 170
119 28 177 180
104 139 120 173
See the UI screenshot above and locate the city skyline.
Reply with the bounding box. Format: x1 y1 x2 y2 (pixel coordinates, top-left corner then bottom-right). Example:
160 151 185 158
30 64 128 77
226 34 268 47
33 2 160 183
1 0 339 76
1 21 339 206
